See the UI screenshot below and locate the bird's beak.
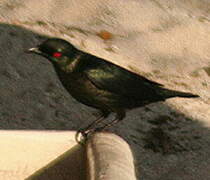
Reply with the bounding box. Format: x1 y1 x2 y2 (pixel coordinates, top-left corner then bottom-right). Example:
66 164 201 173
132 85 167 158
26 47 41 54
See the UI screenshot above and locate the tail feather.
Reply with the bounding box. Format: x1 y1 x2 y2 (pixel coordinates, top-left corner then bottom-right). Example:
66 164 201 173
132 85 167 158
162 89 199 99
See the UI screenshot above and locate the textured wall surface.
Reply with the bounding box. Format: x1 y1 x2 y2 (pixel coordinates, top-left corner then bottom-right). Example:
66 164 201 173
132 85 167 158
0 1 210 179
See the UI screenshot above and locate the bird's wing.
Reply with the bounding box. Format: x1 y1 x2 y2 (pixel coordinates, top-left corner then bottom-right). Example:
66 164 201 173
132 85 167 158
83 55 163 97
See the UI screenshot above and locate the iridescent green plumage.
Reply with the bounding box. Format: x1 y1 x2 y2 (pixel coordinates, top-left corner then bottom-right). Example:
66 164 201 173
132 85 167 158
28 38 199 138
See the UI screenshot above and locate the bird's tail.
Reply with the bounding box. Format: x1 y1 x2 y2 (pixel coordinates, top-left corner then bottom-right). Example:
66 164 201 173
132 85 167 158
161 88 199 99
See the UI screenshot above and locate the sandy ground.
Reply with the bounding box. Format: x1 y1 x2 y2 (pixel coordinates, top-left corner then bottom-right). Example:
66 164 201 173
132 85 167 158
0 1 210 179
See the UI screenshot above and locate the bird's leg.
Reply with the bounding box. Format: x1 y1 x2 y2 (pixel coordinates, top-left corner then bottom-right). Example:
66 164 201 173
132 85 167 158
75 110 110 142
78 116 105 135
94 110 125 132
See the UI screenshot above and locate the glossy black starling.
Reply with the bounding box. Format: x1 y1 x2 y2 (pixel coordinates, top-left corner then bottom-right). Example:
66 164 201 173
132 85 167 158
27 38 199 139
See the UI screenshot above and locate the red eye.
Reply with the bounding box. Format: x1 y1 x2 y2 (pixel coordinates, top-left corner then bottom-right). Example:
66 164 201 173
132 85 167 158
53 52 62 58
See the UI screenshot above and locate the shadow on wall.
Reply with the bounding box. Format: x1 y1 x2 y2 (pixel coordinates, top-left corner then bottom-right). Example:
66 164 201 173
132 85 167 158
0 23 91 130
26 144 86 180
1 23 210 180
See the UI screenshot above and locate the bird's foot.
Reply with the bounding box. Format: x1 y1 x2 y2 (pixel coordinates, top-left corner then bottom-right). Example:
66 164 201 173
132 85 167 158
75 128 95 144
75 124 109 144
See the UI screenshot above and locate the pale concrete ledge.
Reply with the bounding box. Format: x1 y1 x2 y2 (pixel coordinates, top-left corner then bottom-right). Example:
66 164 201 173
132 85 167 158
0 130 136 180
87 133 136 180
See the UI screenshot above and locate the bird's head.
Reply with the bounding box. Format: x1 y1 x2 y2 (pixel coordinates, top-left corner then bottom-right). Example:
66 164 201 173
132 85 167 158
27 38 78 65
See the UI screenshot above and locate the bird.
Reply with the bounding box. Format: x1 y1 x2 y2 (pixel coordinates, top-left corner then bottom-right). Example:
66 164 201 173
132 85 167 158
27 38 199 140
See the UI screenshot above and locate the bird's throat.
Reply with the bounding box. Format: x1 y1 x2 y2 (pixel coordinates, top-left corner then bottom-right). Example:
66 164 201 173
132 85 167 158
56 54 83 73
